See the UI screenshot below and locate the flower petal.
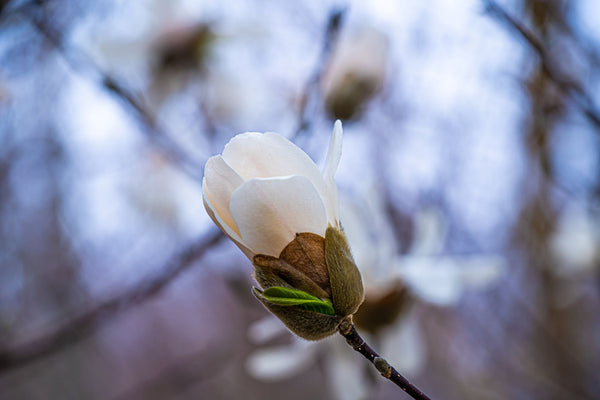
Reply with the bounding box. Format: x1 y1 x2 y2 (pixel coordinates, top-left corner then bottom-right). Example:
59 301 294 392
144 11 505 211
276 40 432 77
326 336 370 400
247 316 288 344
202 191 255 260
323 120 343 181
203 155 244 235
202 178 253 259
323 120 343 225
381 315 425 376
230 176 327 257
394 255 505 306
222 132 320 180
245 340 316 381
222 132 335 222
455 255 505 288
394 257 462 305
409 208 445 255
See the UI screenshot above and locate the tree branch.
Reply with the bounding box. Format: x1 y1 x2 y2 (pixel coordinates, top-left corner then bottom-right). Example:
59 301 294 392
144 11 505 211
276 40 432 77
338 318 433 400
0 229 224 374
21 2 206 180
293 7 346 139
483 0 600 130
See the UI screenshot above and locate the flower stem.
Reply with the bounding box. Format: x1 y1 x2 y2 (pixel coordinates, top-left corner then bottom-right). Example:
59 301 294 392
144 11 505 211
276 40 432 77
338 318 433 400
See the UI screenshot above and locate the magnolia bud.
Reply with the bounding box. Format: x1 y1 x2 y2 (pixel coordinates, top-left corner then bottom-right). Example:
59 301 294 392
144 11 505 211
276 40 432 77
322 28 388 120
252 226 364 340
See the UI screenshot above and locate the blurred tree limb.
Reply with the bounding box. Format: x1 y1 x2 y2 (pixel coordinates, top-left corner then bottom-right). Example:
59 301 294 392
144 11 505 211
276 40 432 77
0 2 227 373
293 7 346 139
2 0 207 181
484 0 600 131
0 229 224 373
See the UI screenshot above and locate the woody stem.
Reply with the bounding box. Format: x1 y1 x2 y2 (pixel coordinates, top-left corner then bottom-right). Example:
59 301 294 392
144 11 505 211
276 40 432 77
338 318 433 400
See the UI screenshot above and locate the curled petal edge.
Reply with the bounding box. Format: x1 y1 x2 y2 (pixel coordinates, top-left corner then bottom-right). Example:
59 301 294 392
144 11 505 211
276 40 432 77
202 183 255 259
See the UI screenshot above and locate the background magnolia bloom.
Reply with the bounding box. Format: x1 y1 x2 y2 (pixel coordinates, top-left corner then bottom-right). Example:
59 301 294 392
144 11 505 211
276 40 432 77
245 188 506 400
202 121 342 259
322 27 388 120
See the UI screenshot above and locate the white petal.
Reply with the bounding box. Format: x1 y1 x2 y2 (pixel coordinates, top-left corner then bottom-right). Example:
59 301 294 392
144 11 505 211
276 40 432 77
323 120 343 225
394 257 462 305
381 315 425 376
325 336 369 400
222 132 321 180
323 120 343 181
455 255 505 287
202 180 254 259
247 316 288 345
409 208 446 256
245 340 316 381
203 155 244 235
222 132 335 222
340 199 379 276
394 255 504 306
230 176 327 257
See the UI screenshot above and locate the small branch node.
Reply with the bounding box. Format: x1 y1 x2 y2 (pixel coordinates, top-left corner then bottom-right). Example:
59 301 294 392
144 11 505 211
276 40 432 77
374 356 392 378
338 322 432 399
337 316 353 335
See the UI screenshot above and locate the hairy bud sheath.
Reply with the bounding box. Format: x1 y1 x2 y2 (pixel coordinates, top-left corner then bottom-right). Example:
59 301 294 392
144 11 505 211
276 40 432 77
202 121 364 340
253 227 363 340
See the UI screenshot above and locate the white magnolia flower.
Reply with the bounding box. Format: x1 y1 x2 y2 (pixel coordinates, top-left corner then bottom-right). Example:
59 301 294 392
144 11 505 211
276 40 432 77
202 121 342 259
392 208 505 306
322 27 388 120
205 121 363 342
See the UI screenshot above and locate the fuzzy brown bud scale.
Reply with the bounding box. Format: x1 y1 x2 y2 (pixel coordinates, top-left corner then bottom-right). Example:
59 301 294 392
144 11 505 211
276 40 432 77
252 226 364 340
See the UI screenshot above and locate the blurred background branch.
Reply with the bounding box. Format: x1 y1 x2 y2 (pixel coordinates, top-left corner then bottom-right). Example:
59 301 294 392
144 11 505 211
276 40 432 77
0 229 223 373
485 0 600 130
293 7 345 139
7 0 207 180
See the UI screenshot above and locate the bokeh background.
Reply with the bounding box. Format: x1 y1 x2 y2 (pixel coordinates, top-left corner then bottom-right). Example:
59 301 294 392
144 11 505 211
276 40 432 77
1 0 599 399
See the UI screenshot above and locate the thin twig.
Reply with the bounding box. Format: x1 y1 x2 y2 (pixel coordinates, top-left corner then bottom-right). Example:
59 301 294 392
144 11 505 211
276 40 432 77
293 7 345 139
338 318 433 400
483 0 600 130
0 229 224 373
0 0 41 21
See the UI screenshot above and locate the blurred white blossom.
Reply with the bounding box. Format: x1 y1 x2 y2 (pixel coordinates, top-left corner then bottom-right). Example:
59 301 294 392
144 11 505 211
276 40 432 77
551 202 600 276
124 149 205 235
322 27 388 120
246 186 505 399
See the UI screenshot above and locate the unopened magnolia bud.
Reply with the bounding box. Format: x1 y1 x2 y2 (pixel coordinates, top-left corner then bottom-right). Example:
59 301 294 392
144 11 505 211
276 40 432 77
322 28 388 120
252 225 364 340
